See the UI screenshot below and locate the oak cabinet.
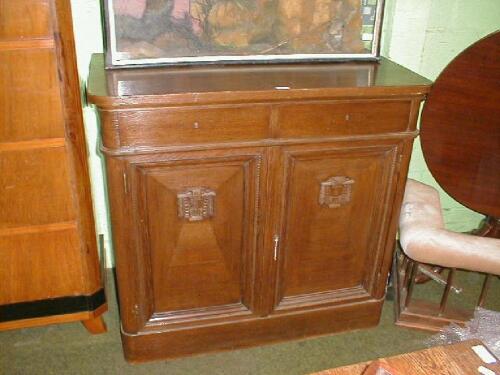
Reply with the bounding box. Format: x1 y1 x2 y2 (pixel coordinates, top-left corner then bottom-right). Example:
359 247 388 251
88 55 431 361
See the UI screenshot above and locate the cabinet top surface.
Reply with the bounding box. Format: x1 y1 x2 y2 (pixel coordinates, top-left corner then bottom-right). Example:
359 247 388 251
87 54 431 108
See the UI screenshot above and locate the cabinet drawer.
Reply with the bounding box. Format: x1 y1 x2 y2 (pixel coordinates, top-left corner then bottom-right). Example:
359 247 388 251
113 106 271 147
276 100 411 138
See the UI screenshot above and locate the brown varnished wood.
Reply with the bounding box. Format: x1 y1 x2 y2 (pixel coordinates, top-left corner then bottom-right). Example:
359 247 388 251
123 300 383 363
88 54 430 108
0 39 55 50
0 0 52 40
88 54 431 360
81 317 107 335
274 141 402 312
0 147 76 229
312 339 500 375
0 228 84 304
136 152 262 314
393 251 472 332
0 49 64 142
52 0 103 295
101 105 271 148
276 100 412 138
420 31 500 218
0 1 106 332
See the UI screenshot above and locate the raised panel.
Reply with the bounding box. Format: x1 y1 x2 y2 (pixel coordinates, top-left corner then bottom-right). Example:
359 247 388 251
0 0 52 40
275 143 399 309
134 152 262 318
0 227 85 304
0 147 76 229
0 49 64 143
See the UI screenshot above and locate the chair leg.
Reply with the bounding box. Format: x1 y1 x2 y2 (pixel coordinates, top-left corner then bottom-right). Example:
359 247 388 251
439 268 455 315
402 257 414 289
404 261 418 308
477 274 493 308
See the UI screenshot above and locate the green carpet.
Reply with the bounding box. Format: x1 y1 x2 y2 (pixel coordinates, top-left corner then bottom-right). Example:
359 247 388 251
1 269 498 375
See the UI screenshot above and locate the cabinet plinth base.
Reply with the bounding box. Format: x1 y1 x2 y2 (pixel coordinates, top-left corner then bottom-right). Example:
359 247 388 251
122 299 383 363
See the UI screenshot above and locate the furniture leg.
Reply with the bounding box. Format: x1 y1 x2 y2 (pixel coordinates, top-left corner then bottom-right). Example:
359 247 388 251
478 274 493 308
404 261 418 308
439 268 455 315
82 315 107 334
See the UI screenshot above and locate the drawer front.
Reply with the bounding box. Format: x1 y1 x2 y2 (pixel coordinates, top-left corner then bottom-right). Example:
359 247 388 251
276 100 411 138
114 106 271 148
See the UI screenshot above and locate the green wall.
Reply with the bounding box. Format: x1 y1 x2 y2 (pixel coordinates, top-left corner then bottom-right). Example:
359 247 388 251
70 0 500 265
382 0 499 232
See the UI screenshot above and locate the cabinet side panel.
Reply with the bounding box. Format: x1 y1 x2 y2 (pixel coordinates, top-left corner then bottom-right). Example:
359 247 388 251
52 0 102 293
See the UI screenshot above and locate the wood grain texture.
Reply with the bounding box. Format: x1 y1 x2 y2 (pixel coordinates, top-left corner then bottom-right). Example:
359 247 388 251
0 147 76 229
0 0 51 40
52 0 103 294
0 0 106 332
312 339 500 375
123 300 384 363
276 100 412 138
103 105 271 148
0 228 84 304
421 31 500 218
275 141 401 309
88 54 431 108
88 55 431 360
0 49 64 142
137 153 261 313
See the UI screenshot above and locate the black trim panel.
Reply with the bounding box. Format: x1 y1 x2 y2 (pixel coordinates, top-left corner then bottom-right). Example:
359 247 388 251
0 289 106 322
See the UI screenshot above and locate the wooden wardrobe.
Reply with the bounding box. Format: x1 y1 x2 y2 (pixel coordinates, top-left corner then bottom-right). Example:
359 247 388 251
0 0 106 332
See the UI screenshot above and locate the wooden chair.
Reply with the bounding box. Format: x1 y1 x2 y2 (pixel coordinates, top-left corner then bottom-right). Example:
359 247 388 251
394 179 500 331
393 31 500 331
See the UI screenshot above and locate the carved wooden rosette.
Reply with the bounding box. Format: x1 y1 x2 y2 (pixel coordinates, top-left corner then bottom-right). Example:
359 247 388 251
319 176 355 208
177 187 216 222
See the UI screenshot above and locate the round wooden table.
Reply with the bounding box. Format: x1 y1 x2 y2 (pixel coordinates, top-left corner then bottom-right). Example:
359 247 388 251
420 31 500 237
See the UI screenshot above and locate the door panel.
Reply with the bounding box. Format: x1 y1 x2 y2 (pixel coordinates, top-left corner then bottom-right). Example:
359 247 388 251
0 146 76 229
0 228 84 304
0 49 64 143
275 143 399 310
133 151 263 320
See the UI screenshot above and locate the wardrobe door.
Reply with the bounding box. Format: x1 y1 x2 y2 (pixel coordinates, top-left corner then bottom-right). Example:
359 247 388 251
124 148 266 332
273 141 402 312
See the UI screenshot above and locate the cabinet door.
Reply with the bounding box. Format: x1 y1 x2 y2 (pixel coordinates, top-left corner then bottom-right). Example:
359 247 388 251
273 142 401 312
129 149 265 329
